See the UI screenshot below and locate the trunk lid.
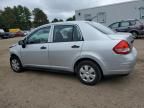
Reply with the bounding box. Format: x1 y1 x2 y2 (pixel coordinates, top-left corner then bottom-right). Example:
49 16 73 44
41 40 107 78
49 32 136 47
108 32 134 48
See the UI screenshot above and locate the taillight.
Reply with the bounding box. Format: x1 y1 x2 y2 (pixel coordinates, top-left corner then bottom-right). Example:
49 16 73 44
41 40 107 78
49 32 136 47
113 40 131 55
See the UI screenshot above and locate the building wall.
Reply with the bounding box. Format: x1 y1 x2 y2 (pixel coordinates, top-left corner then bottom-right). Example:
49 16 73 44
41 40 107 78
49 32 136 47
75 0 144 26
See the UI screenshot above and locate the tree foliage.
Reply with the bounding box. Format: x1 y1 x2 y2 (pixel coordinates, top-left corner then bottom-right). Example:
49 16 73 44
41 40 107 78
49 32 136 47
0 6 32 30
0 5 76 30
13 5 31 30
33 8 49 27
51 18 63 23
66 15 75 21
0 6 49 30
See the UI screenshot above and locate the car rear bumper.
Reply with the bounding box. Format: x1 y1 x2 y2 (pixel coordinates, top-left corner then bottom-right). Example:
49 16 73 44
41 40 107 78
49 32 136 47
105 61 136 75
103 48 137 75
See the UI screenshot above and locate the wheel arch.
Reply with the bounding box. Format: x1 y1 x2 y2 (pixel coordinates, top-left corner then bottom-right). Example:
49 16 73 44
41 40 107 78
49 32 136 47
10 53 22 65
74 57 104 76
129 30 139 34
10 53 20 59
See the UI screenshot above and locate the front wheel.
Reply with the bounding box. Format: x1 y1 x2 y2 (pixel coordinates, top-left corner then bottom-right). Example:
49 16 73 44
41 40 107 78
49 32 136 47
10 56 23 73
76 61 102 85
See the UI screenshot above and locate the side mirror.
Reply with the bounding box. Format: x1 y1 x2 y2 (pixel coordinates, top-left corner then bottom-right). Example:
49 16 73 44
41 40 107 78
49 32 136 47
18 40 26 48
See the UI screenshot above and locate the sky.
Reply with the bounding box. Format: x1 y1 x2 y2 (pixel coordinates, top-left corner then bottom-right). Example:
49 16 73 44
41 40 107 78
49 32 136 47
0 0 135 21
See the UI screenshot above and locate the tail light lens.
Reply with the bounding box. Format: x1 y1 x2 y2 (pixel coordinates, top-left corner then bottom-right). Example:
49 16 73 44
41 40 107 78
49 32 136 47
113 40 131 55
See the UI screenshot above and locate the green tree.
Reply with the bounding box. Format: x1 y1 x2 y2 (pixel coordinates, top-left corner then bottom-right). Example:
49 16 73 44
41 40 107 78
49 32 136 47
22 6 31 30
13 5 31 30
0 6 49 30
33 8 49 27
1 7 16 29
66 15 75 21
59 19 63 22
0 12 6 29
0 5 31 30
51 18 63 23
0 10 8 31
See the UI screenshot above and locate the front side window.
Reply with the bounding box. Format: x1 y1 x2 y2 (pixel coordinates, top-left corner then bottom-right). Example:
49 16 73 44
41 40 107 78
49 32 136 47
53 25 82 42
120 21 130 27
110 22 119 28
27 27 51 44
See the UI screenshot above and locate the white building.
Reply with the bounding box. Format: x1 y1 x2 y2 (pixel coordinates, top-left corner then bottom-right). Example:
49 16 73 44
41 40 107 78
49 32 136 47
75 0 144 26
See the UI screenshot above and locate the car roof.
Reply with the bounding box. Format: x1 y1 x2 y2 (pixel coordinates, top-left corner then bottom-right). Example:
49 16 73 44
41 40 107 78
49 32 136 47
109 19 139 25
39 21 89 28
29 21 90 34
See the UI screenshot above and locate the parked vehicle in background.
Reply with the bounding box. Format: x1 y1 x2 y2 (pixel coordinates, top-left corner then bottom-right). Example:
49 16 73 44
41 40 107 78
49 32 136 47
14 31 25 37
23 30 30 36
109 19 144 38
0 29 4 33
9 28 25 37
0 29 14 39
9 21 137 85
9 28 21 33
3 32 15 39
0 29 5 39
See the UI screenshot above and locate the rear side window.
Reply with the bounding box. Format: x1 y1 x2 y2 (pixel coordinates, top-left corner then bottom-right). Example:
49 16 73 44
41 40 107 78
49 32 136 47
73 26 83 41
129 20 136 26
120 21 130 27
53 25 83 42
87 22 115 35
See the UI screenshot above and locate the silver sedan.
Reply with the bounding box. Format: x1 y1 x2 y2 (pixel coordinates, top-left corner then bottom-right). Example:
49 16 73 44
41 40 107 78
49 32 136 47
9 21 137 85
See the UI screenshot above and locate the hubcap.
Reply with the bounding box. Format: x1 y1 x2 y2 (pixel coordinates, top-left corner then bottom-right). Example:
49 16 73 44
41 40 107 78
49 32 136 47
79 65 96 83
132 32 137 38
11 59 20 71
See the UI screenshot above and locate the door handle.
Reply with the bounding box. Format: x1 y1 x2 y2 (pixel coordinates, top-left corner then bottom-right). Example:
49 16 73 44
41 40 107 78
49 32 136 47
40 46 47 49
71 45 80 48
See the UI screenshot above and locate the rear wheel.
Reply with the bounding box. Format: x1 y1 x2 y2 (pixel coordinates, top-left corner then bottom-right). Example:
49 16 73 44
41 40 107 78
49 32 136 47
131 31 138 39
76 60 102 85
10 56 23 73
121 73 130 76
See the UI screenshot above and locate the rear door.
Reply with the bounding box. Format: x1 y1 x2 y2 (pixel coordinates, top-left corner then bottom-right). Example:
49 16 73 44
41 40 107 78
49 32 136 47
119 21 130 32
48 25 83 71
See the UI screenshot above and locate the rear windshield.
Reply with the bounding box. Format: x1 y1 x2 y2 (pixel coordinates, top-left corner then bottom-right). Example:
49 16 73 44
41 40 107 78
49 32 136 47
87 22 115 35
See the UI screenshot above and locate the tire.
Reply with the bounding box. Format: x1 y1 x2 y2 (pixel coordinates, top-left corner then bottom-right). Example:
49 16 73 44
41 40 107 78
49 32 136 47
76 60 102 85
121 73 130 77
10 56 23 73
131 31 138 39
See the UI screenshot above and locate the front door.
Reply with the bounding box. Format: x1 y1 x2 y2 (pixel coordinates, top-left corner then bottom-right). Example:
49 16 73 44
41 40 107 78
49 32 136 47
49 25 83 71
109 22 120 32
21 26 51 66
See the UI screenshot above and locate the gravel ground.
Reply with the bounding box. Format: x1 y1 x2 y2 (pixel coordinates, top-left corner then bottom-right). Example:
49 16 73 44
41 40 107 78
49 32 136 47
0 37 144 108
